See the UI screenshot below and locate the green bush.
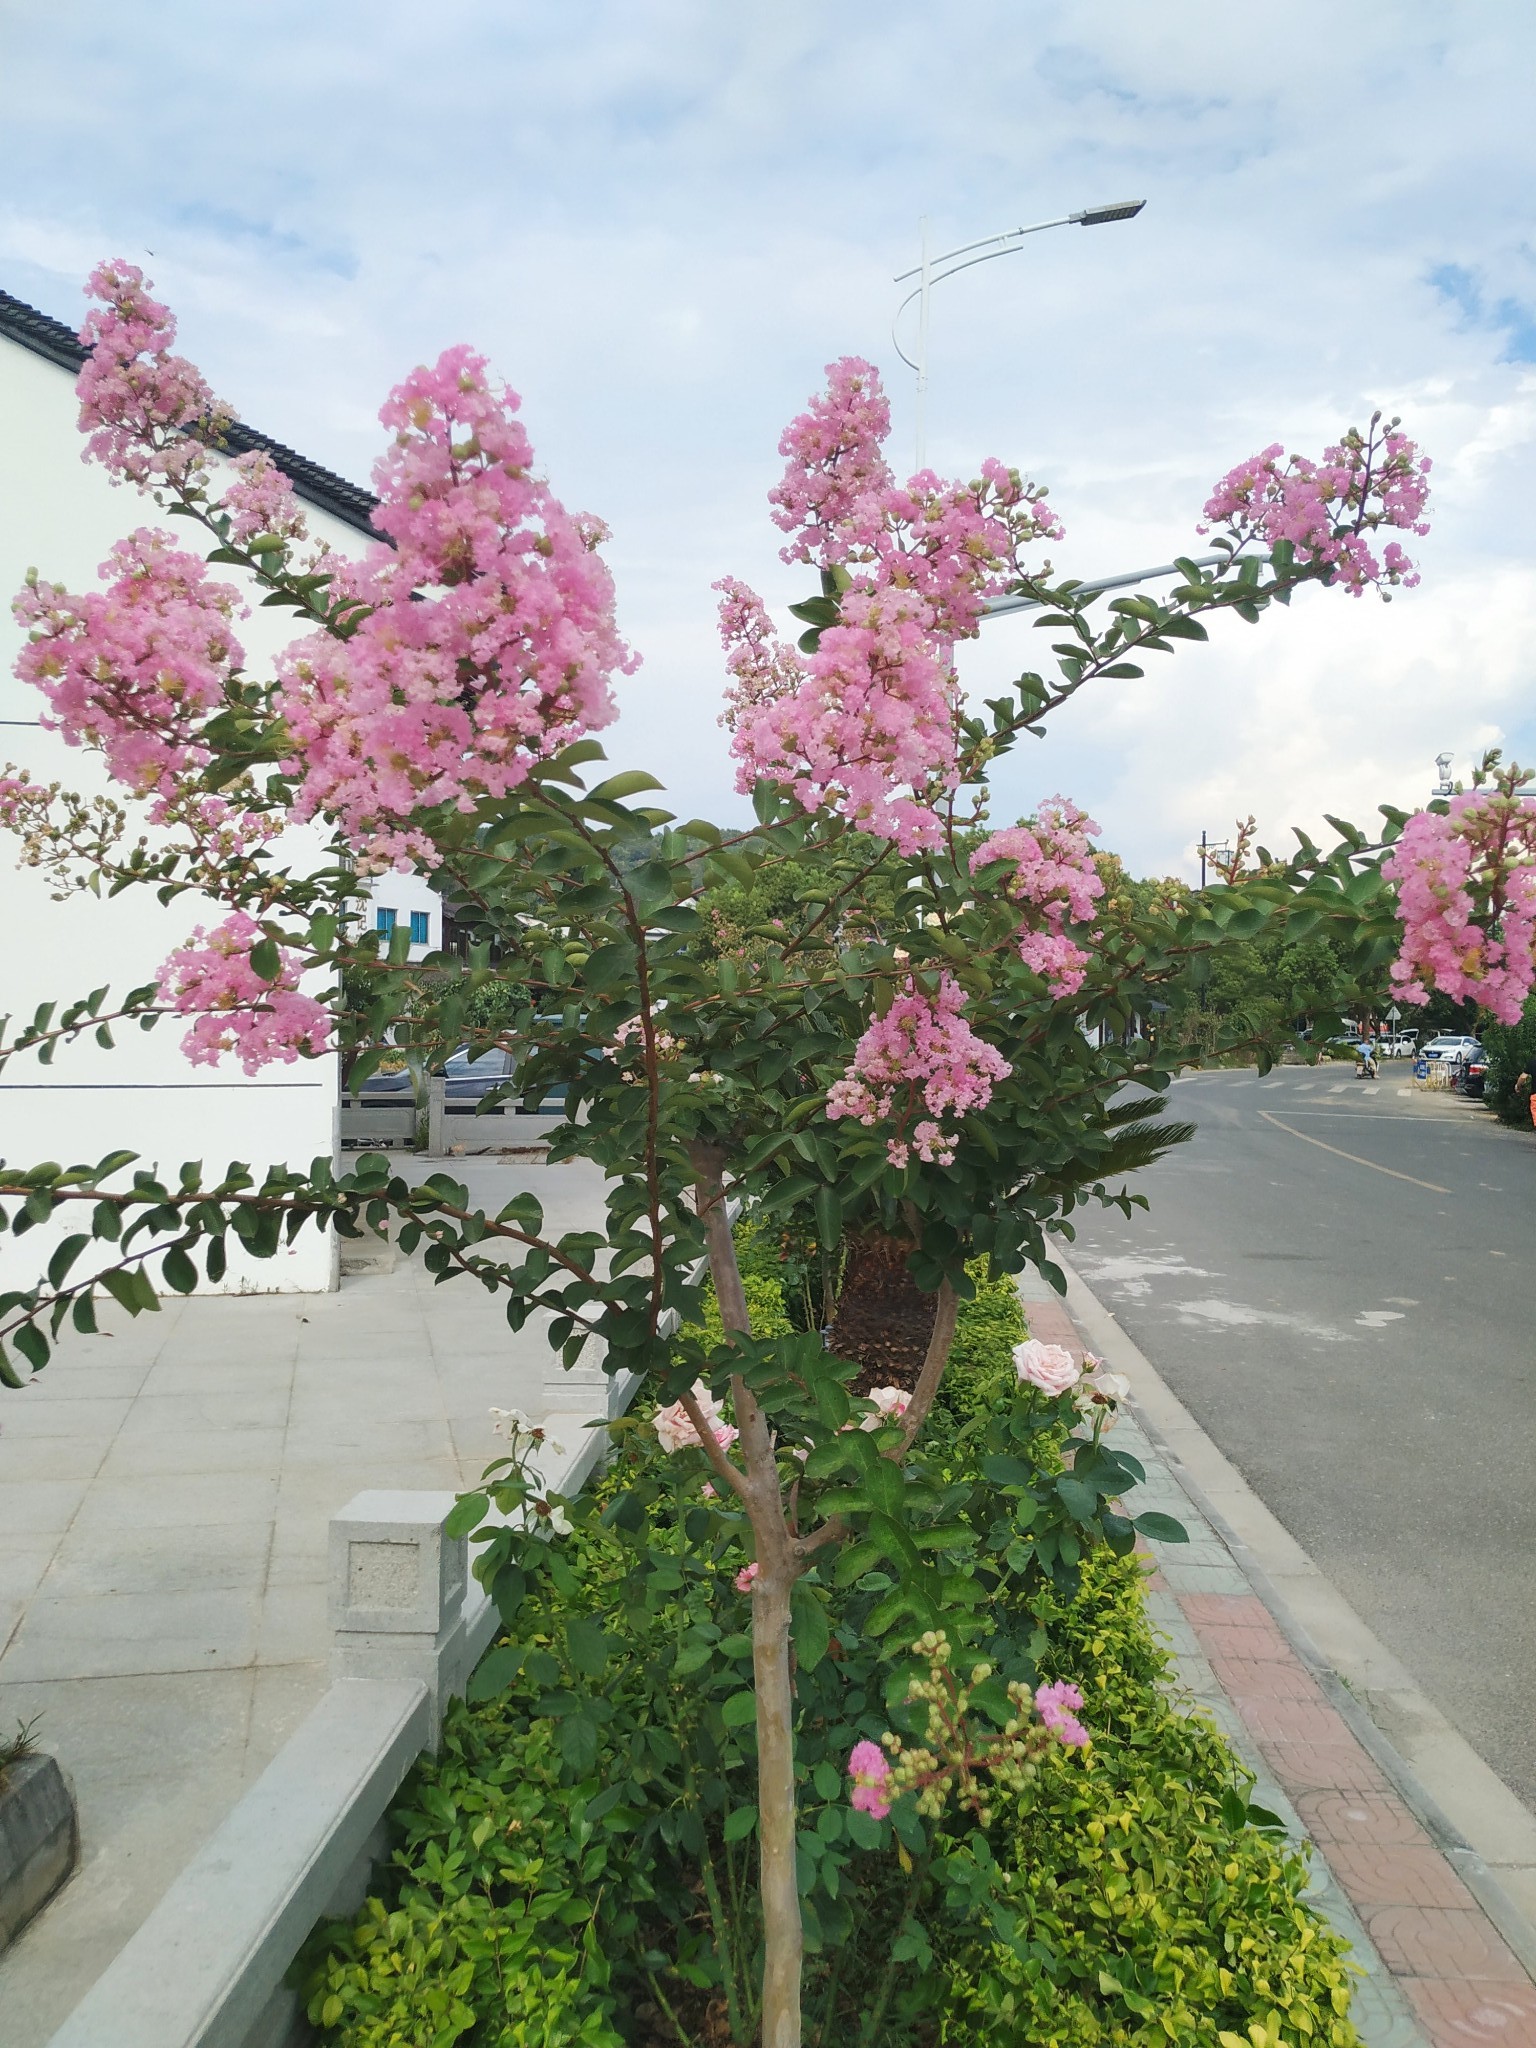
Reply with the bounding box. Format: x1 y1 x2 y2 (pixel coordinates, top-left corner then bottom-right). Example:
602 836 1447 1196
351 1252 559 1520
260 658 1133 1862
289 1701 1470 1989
1480 1000 1536 1127
300 1247 1359 2048
935 1552 1359 2047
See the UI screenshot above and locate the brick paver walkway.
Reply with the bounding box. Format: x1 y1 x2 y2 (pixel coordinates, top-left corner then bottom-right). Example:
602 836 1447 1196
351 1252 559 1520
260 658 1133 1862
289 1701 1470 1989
1025 1289 1536 2048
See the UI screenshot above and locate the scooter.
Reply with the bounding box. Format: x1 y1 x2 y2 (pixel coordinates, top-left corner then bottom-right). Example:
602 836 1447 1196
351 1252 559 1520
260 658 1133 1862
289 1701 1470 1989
1355 1048 1378 1079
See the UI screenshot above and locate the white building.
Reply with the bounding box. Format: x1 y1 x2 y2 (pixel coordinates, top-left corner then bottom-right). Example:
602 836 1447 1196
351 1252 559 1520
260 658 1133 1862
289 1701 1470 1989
0 285 390 1294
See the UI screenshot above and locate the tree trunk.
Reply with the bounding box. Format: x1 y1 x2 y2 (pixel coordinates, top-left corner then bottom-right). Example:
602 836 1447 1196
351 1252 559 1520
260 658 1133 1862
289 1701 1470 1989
752 1561 803 2048
687 1140 804 2046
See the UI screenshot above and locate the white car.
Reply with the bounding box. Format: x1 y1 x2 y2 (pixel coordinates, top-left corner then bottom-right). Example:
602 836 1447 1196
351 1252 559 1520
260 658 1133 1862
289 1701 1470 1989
1420 1035 1481 1064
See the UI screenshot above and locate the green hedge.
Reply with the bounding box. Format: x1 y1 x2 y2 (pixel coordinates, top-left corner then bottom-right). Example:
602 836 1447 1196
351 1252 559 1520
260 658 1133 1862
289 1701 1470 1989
299 1248 1359 2048
1480 1002 1536 1127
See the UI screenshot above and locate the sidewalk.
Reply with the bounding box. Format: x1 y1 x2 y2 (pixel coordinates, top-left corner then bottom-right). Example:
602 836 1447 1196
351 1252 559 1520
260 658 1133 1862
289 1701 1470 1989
0 1156 611 2048
1020 1261 1536 2047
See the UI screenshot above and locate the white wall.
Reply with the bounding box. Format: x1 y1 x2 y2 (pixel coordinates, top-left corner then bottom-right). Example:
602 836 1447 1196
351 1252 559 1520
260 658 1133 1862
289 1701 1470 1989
0 336 371 1295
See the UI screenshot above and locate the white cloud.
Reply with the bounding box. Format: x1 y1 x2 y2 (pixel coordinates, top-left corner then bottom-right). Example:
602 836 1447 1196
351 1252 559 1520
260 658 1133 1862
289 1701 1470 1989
3 0 1533 876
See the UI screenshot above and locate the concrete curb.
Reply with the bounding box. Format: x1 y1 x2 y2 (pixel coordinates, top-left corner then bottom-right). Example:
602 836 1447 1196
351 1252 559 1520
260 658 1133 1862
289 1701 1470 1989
1050 1244 1536 1989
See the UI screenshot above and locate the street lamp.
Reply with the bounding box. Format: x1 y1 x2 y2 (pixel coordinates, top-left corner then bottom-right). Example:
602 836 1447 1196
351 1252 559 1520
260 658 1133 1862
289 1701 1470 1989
1432 752 1455 799
893 201 1146 469
1198 829 1232 889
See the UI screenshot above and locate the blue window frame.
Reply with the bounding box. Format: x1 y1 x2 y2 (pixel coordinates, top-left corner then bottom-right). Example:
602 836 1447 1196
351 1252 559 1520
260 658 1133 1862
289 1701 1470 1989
409 910 430 945
375 907 397 933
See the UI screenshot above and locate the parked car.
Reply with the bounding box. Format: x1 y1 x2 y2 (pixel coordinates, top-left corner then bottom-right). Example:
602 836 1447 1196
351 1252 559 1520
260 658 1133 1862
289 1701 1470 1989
1420 1035 1482 1065
1378 1030 1419 1057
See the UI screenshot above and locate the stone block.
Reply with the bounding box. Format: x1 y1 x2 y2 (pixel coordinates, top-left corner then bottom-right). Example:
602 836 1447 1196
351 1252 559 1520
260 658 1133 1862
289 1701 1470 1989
0 1751 77 1952
328 1490 464 1638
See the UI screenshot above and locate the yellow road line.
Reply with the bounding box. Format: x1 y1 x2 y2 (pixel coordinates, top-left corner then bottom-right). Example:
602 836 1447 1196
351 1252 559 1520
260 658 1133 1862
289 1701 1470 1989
1256 1110 1451 1194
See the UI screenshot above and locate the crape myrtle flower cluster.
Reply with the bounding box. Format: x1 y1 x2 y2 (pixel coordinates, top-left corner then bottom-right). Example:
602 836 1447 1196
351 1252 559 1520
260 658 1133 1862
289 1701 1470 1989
1198 417 1430 595
14 534 246 802
846 1631 1090 1829
276 344 638 870
155 911 331 1075
970 795 1105 999
825 971 1013 1168
1382 771 1536 1025
718 357 1062 854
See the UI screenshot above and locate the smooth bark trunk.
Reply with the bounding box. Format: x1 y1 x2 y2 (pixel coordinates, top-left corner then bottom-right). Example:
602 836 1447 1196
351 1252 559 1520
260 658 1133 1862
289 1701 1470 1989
688 1140 804 2046
752 1564 803 2048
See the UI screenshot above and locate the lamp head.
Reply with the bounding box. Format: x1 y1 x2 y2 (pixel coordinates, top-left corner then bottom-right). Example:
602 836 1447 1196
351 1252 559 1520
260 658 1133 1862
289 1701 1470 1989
1071 199 1147 226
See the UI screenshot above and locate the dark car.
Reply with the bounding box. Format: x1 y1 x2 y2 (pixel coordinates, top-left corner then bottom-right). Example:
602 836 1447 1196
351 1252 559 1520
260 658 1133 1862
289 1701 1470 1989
1459 1051 1490 1098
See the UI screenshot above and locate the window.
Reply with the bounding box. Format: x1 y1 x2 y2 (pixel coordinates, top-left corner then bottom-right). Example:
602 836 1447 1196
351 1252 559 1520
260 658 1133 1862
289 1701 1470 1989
409 910 430 945
375 907 397 934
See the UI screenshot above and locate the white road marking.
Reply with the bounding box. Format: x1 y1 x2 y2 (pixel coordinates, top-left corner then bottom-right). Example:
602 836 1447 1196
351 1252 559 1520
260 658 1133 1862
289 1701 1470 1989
1356 1309 1405 1328
1257 1111 1451 1193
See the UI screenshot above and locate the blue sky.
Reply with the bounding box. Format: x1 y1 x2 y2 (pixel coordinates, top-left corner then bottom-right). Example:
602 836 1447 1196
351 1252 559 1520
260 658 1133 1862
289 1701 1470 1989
4 0 1534 878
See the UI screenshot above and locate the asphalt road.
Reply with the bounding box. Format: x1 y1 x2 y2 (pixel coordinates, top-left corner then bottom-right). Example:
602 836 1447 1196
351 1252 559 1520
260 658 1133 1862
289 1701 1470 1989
1066 1063 1536 1814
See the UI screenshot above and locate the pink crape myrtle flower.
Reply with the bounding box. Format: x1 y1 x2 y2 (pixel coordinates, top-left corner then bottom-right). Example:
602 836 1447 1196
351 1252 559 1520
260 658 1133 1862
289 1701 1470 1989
1013 1339 1081 1397
156 912 331 1076
847 1738 893 1819
1383 788 1536 1023
826 972 1010 1168
1034 1680 1090 1750
720 359 1062 851
735 1561 759 1594
971 797 1104 998
75 261 231 491
13 531 245 800
1199 421 1431 595
652 1381 738 1455
263 344 637 871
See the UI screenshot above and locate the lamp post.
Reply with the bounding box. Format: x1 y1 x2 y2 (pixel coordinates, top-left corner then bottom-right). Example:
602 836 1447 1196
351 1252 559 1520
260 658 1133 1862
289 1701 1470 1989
893 200 1146 469
1198 829 1232 889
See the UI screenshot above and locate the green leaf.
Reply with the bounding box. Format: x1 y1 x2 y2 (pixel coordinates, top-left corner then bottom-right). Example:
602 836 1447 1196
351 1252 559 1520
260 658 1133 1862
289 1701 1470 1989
249 938 282 983
12 1324 48 1373
46 1235 89 1290
721 1690 758 1729
445 1492 490 1538
813 1184 841 1250
980 1454 1034 1488
587 769 666 803
791 1584 831 1672
467 1643 526 1703
161 1246 198 1295
100 1268 149 1316
565 1615 612 1678
723 1805 757 1843
556 1708 599 1777
832 1537 884 1587
1133 1510 1189 1544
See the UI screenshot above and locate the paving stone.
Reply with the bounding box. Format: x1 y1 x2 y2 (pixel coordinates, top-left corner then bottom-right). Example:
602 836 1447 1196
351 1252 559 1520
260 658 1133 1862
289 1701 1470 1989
1231 1697 1358 1747
1402 1978 1536 2044
1208 1652 1329 1704
1296 1789 1431 1849
1259 1736 1393 1796
1326 1842 1481 1912
1179 1591 1276 1628
1366 1908 1529 1982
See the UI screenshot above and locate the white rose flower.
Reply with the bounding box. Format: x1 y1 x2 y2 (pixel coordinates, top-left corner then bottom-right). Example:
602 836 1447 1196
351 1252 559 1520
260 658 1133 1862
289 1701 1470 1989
1012 1339 1082 1397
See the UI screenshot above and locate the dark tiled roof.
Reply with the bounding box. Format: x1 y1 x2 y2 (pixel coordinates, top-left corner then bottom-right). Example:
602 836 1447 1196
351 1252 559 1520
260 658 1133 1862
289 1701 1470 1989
0 286 381 538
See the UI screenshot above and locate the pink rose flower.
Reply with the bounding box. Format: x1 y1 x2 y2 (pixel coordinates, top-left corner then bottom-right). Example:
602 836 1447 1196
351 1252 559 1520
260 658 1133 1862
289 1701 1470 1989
652 1381 738 1455
859 1385 911 1430
1013 1339 1081 1397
